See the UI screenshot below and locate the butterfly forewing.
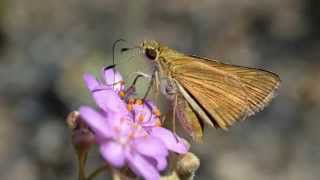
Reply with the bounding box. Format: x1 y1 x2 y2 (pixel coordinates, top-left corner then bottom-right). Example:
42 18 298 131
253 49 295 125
169 56 280 129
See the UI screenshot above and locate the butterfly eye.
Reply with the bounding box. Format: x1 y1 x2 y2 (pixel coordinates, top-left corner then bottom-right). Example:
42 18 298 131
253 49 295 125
145 48 157 60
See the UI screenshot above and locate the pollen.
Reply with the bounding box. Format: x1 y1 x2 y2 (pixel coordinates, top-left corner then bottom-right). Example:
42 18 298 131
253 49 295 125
138 115 145 122
119 80 125 85
127 132 134 141
135 99 144 105
128 98 135 104
127 104 133 111
153 108 161 117
155 118 162 127
119 91 126 97
133 123 139 129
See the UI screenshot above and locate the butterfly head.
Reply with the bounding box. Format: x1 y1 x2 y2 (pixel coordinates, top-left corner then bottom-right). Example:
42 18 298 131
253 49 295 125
141 40 160 61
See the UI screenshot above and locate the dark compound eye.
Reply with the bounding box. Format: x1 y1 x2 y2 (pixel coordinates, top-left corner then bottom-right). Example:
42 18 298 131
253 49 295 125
145 48 157 60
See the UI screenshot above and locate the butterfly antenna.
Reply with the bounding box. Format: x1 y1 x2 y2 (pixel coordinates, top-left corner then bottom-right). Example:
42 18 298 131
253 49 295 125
112 38 127 66
111 39 127 89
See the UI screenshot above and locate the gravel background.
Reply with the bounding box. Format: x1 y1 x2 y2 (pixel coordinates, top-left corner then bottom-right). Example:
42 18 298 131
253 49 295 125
0 0 319 179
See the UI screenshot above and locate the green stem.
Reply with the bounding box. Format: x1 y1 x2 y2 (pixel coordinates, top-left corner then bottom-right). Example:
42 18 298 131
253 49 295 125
86 164 110 180
112 169 121 180
78 151 87 180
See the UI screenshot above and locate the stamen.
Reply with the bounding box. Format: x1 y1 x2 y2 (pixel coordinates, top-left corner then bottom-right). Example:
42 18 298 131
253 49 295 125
127 132 134 140
155 118 162 127
133 123 139 129
135 99 144 105
127 104 133 111
138 115 145 122
128 98 135 104
119 91 126 97
153 109 161 117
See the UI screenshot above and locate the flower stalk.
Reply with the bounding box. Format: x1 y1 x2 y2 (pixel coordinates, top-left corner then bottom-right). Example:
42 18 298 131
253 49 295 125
77 150 87 180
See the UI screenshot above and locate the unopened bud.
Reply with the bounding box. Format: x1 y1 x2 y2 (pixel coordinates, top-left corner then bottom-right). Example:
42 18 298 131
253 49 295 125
175 152 200 179
66 111 80 130
66 111 95 153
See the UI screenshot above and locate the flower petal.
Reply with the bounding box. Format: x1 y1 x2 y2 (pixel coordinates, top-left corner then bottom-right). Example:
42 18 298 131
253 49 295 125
145 100 158 112
132 103 152 123
79 106 113 139
83 73 100 91
92 88 128 114
102 66 124 92
126 152 160 180
83 72 127 114
100 142 125 168
153 155 167 171
133 136 168 157
150 127 190 154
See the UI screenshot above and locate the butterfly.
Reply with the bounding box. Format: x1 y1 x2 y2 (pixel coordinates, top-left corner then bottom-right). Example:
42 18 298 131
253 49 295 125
123 40 280 142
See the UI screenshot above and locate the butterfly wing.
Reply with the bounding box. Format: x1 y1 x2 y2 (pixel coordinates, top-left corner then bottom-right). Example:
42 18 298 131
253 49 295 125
175 91 204 143
169 55 280 129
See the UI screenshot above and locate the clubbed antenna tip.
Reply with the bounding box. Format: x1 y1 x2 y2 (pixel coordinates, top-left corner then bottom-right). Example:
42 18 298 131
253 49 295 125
121 48 130 52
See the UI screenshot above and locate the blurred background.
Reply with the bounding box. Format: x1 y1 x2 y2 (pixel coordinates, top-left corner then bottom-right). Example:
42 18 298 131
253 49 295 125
0 0 319 179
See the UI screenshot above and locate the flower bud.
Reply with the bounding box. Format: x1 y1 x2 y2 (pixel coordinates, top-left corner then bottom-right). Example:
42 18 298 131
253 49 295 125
66 111 95 153
66 111 80 130
175 152 200 179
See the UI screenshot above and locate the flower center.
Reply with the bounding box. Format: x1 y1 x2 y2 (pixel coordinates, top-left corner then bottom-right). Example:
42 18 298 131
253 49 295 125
113 116 148 146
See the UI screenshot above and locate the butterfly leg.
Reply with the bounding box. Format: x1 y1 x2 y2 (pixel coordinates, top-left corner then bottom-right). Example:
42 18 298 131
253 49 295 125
160 78 179 134
127 72 152 86
143 73 155 99
142 70 161 103
172 92 178 134
160 115 166 125
123 72 148 99
153 71 161 102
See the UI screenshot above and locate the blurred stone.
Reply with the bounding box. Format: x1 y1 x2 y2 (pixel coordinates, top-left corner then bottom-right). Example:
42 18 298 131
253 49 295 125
0 62 51 96
14 97 46 124
299 67 320 106
32 120 67 164
55 52 105 108
215 152 266 180
283 138 320 180
303 105 320 146
0 0 319 179
2 157 39 180
0 101 20 166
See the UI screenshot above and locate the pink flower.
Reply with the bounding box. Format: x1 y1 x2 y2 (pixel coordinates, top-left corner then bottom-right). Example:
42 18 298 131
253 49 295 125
79 106 167 180
79 66 189 179
128 99 189 154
